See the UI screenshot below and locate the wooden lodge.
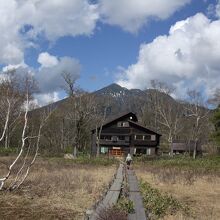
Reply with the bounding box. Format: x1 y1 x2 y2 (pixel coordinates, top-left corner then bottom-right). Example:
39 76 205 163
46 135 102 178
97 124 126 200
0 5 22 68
91 112 161 157
171 140 202 155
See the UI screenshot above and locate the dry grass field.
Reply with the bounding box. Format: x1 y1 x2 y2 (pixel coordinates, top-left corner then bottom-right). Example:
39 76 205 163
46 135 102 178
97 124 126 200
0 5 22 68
0 157 116 220
135 157 220 220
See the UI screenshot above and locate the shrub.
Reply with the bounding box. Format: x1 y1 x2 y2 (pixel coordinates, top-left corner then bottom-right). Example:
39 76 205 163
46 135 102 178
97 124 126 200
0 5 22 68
116 197 135 214
0 147 17 156
140 181 189 218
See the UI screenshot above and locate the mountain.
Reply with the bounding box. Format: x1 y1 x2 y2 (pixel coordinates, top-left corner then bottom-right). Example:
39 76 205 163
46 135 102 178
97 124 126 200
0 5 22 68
91 83 176 118
33 83 176 120
94 83 145 98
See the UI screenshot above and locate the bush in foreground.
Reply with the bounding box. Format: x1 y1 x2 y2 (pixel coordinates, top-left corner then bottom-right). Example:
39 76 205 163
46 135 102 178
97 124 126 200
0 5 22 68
140 180 189 219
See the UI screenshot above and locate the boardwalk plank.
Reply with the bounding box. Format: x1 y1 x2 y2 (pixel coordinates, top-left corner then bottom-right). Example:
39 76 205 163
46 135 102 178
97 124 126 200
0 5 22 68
127 169 147 220
129 180 139 192
88 164 123 220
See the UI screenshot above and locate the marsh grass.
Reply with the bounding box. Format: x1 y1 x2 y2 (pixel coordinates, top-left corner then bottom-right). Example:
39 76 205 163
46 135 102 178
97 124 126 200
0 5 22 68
135 156 220 219
0 157 115 219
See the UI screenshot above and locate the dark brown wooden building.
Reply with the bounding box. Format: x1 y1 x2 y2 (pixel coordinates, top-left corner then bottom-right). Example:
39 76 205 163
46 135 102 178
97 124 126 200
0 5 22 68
171 140 202 155
91 112 161 157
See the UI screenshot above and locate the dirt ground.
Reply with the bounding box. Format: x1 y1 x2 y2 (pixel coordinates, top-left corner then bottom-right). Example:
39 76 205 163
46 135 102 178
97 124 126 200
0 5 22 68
0 157 116 220
136 166 220 220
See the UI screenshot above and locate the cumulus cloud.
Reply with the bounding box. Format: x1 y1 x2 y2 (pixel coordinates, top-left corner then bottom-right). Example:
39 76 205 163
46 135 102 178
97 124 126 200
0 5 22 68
0 0 24 64
117 13 220 98
22 0 99 40
38 52 58 68
0 0 99 65
1 52 81 106
0 0 192 65
34 92 61 107
98 0 190 32
36 53 81 94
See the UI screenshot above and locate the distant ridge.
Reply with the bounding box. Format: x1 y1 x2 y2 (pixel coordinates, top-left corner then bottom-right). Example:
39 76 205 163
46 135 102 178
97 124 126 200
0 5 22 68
33 83 176 119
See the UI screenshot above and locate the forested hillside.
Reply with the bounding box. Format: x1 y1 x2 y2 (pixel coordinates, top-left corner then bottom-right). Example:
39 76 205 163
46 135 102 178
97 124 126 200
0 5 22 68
26 82 216 157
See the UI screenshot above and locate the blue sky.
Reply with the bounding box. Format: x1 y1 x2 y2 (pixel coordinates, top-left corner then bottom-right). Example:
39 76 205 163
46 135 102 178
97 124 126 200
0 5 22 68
1 0 220 105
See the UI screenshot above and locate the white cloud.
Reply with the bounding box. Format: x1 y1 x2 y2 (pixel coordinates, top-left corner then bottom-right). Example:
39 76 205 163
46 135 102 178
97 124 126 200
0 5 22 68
117 13 220 98
0 0 99 65
34 92 61 107
0 0 24 64
36 53 81 93
0 0 192 66
2 62 28 72
38 52 58 68
98 0 190 32
1 52 81 106
23 0 99 40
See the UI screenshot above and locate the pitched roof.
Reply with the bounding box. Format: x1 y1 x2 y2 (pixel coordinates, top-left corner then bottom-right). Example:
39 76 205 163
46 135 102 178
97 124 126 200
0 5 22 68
91 112 161 136
91 112 137 131
128 120 162 136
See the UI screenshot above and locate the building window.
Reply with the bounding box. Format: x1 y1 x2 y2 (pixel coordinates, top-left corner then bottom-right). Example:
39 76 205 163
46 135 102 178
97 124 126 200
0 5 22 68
118 136 125 140
135 135 143 140
144 135 151 140
112 136 118 142
151 135 156 141
117 121 129 127
101 147 108 154
100 135 112 141
147 148 151 155
125 136 130 142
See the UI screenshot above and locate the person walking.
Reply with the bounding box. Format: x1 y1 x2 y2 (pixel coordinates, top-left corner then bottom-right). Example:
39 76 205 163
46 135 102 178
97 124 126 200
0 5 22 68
125 153 132 169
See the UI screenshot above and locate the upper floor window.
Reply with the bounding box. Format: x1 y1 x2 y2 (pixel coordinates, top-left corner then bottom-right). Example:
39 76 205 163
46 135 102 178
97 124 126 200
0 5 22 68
135 134 156 141
118 136 125 140
100 135 112 141
135 135 143 140
151 135 156 141
112 136 118 142
117 121 129 127
144 135 151 140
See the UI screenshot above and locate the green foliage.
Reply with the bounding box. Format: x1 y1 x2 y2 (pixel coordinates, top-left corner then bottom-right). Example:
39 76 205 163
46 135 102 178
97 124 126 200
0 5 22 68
64 146 73 154
211 107 220 147
135 155 220 172
0 147 17 156
116 197 135 214
140 181 188 219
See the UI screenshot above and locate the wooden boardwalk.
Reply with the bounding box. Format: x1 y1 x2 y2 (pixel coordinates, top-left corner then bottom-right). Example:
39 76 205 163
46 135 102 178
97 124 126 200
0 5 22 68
86 164 147 220
127 169 147 220
87 164 123 220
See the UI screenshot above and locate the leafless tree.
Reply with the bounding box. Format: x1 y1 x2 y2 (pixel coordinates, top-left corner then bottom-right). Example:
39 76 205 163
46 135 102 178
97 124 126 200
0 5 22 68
0 73 51 190
0 70 37 149
184 90 210 159
208 88 220 107
61 71 81 96
95 107 107 157
8 108 52 190
145 80 184 153
61 73 99 157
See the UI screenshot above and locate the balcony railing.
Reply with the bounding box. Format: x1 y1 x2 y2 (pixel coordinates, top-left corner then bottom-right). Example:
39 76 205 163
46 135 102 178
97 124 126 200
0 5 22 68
99 139 130 146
